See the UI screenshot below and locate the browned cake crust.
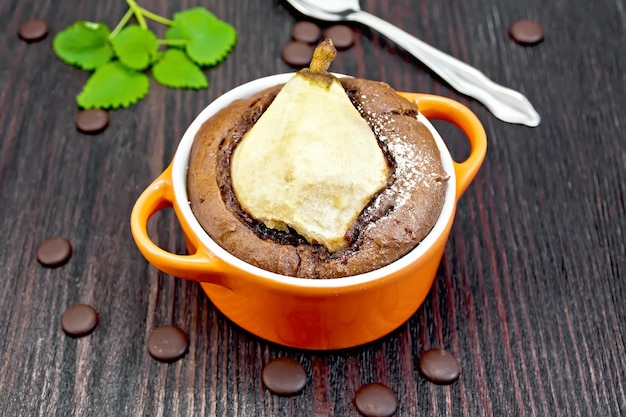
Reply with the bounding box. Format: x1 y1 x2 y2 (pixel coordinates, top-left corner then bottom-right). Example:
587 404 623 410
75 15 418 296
187 78 448 278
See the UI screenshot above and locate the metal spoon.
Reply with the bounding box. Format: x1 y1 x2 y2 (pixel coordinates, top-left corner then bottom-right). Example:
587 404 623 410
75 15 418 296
284 0 541 127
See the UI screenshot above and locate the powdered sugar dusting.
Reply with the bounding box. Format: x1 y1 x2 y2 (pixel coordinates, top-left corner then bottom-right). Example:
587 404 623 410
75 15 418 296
359 108 434 213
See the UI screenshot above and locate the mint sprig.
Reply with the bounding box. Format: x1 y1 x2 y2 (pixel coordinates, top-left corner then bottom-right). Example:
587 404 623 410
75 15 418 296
52 0 237 110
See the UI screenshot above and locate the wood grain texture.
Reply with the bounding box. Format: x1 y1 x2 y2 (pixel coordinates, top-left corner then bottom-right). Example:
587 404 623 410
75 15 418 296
1 0 624 415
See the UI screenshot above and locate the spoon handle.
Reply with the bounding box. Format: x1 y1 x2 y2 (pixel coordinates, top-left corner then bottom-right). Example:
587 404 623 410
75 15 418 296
350 11 540 127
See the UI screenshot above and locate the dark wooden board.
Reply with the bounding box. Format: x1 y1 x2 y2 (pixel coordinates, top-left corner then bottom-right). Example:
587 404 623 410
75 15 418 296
1 0 624 415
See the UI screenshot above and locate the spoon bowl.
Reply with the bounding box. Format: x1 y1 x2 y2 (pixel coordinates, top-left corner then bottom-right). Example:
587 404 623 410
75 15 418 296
285 0 360 20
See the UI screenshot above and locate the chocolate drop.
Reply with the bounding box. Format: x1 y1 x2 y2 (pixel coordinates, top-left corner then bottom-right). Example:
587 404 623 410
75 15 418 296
262 358 308 395
18 19 49 42
291 21 321 43
61 304 99 337
354 383 398 417
36 237 72 267
508 19 544 45
418 348 461 384
147 326 189 362
76 109 109 134
324 25 355 49
281 42 314 68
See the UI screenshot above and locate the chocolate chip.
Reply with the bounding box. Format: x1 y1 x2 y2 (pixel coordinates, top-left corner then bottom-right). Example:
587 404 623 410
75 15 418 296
418 348 461 384
262 358 308 396
147 326 189 362
76 109 109 134
61 304 99 337
281 41 314 68
354 383 398 417
291 21 321 43
508 19 544 45
18 19 49 43
324 25 355 49
36 237 72 267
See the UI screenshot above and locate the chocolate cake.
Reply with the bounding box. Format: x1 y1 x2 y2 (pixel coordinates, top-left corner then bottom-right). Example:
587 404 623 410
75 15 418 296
186 77 448 278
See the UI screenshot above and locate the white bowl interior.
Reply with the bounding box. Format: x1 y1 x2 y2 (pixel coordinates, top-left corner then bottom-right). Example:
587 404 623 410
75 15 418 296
171 73 457 288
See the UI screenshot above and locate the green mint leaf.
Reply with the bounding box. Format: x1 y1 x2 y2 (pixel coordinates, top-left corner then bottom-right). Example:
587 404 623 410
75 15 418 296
153 49 208 89
167 7 237 66
163 25 184 49
53 21 113 70
110 25 158 70
77 61 149 109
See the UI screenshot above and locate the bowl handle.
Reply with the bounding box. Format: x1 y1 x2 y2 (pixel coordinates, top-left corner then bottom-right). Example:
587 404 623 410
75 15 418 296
398 93 487 201
130 164 229 285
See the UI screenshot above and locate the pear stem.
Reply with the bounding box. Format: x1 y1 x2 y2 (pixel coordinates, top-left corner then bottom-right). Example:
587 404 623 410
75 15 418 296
309 38 337 74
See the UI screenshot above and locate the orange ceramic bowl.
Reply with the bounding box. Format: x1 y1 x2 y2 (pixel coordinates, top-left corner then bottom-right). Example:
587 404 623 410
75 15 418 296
130 73 486 350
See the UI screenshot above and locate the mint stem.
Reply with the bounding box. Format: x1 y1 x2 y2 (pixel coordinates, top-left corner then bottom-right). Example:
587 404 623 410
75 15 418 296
126 0 147 29
140 7 174 26
109 8 134 39
157 39 188 46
